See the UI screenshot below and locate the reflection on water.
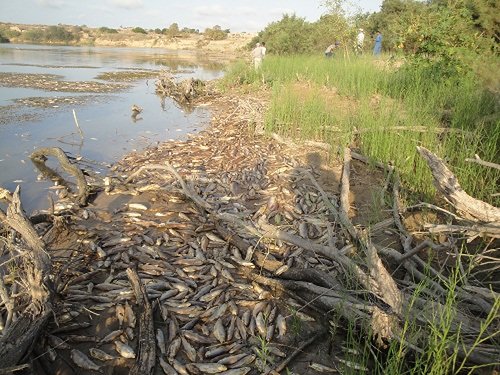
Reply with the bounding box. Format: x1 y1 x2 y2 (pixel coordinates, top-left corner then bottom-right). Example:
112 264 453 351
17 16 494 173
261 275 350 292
0 44 225 213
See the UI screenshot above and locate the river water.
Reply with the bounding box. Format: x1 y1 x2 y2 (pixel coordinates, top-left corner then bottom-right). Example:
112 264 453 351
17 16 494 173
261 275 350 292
0 44 225 212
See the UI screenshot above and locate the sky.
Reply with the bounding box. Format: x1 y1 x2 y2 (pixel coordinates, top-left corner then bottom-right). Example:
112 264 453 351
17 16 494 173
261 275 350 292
0 0 383 33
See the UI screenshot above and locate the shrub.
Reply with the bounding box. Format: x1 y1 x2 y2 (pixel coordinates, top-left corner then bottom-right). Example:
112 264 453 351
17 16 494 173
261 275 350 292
204 25 228 40
98 26 118 34
132 27 147 34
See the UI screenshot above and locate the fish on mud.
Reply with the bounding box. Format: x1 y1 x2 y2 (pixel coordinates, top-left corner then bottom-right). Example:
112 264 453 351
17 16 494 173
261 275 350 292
188 363 228 374
89 348 117 361
71 349 101 371
114 341 136 359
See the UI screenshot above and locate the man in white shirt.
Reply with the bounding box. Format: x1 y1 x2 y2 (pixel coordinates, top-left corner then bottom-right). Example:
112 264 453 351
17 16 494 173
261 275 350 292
251 42 264 69
356 28 365 55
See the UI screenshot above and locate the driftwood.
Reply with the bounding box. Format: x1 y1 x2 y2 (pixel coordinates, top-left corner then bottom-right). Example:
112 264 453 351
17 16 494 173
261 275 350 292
155 74 205 106
417 146 500 223
126 268 156 375
0 187 53 369
30 147 89 206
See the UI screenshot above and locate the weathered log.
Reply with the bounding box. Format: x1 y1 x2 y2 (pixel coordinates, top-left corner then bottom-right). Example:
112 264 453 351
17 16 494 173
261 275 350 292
126 268 155 375
0 187 52 369
30 147 89 206
417 146 500 223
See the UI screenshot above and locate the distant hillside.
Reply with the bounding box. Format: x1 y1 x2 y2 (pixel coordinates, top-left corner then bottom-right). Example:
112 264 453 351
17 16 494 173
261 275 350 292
0 22 256 55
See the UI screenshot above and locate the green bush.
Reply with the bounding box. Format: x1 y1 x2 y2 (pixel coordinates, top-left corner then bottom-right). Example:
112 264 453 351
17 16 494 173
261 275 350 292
132 27 147 34
204 25 228 40
21 26 78 44
98 26 118 34
251 14 313 54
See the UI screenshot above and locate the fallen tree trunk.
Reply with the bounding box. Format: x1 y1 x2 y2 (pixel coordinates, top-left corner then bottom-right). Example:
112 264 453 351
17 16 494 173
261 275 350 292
0 187 53 369
417 146 500 223
126 268 156 375
30 147 89 206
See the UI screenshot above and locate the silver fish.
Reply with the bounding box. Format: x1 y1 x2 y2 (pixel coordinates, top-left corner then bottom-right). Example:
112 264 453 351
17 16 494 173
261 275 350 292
101 329 122 343
159 357 178 375
114 341 135 359
190 363 228 374
71 349 101 371
168 336 182 361
181 336 197 362
157 329 166 354
89 348 116 361
213 318 226 343
309 362 338 373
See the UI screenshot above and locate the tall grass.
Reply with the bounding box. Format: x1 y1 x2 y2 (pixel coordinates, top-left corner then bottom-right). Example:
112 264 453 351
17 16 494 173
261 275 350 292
222 55 499 204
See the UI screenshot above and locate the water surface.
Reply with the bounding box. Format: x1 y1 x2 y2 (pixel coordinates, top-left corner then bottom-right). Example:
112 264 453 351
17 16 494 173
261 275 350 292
0 44 224 212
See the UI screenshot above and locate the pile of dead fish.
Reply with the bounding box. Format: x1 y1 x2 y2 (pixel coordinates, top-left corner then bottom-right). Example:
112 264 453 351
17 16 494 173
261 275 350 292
18 92 341 374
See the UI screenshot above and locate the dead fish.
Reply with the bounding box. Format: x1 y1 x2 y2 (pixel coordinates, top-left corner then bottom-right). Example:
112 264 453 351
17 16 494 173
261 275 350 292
242 310 251 326
309 362 338 373
229 354 256 368
89 348 117 361
168 336 182 361
128 203 148 211
200 289 224 303
210 303 228 322
182 330 213 344
114 341 135 359
101 329 122 344
255 312 267 337
71 349 101 371
205 345 231 359
266 324 275 342
157 329 166 354
218 368 251 375
172 359 190 375
47 346 57 361
226 316 236 341
159 357 178 375
190 363 227 374
181 336 197 362
235 317 247 341
268 345 286 357
276 314 286 337
218 353 247 366
47 334 70 349
116 304 125 327
205 232 225 243
213 318 226 343
337 359 368 372
124 301 136 328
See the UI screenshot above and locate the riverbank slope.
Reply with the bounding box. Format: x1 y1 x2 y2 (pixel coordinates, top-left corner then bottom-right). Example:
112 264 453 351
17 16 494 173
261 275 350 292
0 22 256 56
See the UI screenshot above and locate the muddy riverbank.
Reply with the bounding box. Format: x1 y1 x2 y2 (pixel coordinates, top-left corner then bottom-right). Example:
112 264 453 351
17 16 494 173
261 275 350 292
1 72 499 374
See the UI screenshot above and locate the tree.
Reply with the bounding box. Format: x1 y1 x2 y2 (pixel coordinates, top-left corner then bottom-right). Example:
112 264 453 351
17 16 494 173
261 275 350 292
251 14 314 54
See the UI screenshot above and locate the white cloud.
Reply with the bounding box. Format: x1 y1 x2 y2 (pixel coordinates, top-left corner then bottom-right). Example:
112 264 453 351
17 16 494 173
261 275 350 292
35 0 65 8
108 0 144 10
194 4 226 17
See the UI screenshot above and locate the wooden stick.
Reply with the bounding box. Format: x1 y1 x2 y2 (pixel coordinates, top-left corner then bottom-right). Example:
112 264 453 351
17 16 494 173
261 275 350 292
465 154 500 171
126 268 156 375
72 109 84 139
340 147 351 221
267 331 326 375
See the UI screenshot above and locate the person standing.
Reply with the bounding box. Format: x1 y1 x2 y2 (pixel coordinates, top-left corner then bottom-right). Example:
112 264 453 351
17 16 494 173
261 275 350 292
261 42 266 58
251 42 264 69
356 28 365 55
373 31 383 56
